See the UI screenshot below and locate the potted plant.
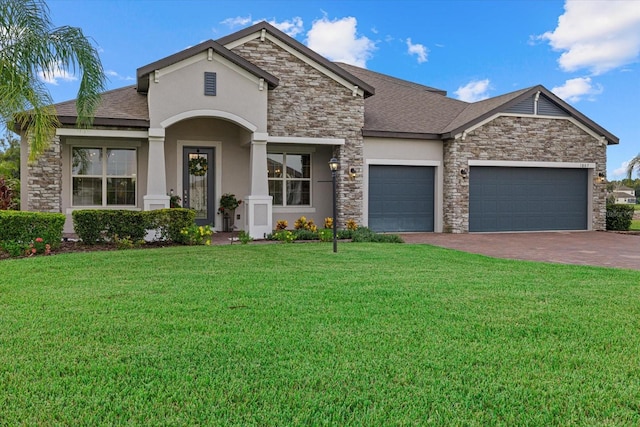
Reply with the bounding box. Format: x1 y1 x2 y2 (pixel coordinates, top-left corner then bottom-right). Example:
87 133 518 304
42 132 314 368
218 193 242 231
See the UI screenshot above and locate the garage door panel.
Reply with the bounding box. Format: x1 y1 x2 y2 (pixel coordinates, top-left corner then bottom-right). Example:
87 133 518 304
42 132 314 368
369 165 434 232
470 167 587 232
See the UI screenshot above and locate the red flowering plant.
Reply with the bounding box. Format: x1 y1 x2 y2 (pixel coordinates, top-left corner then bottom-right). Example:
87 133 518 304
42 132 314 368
26 237 51 257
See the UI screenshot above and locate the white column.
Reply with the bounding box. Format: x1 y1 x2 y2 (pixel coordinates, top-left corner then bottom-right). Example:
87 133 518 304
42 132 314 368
143 129 170 210
244 133 272 239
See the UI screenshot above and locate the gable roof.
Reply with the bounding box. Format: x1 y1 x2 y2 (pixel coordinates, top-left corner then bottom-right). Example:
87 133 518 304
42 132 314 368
136 39 279 93
217 21 375 98
441 85 619 144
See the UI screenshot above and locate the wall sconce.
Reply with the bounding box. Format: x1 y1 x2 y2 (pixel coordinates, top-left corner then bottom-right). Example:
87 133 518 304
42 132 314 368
349 167 357 179
460 168 468 179
597 172 606 183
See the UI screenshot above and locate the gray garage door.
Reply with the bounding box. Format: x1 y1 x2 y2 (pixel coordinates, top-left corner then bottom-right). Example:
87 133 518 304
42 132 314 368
469 167 588 232
369 165 434 232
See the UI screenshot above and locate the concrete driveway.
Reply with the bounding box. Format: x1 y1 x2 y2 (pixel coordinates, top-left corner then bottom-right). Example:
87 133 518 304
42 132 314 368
400 231 640 270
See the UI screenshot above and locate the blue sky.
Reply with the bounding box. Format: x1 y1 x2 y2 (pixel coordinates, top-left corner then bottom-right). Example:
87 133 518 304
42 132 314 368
43 0 640 179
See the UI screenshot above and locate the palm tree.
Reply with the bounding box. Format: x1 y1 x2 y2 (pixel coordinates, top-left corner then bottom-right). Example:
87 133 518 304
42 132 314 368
627 154 640 179
0 0 106 161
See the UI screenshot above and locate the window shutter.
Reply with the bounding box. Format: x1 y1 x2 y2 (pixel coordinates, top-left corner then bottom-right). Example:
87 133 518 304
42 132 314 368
204 72 216 96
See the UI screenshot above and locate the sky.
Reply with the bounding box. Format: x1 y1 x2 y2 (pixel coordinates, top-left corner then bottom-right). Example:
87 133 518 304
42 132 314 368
40 0 640 179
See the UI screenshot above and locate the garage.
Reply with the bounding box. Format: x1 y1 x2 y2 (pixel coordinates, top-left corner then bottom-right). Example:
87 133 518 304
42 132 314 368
469 167 588 232
368 165 434 232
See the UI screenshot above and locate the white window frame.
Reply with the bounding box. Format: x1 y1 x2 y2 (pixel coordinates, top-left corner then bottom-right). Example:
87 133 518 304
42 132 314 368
71 145 138 208
267 151 313 207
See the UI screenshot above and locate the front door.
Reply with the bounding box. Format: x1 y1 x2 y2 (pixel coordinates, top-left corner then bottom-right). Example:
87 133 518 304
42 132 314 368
183 147 215 226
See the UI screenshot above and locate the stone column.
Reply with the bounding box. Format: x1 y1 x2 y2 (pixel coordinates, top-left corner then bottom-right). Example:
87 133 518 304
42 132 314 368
244 134 272 239
143 129 170 210
26 135 62 212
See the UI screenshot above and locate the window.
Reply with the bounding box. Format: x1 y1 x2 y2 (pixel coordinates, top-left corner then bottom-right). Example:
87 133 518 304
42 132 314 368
72 147 136 206
268 153 311 206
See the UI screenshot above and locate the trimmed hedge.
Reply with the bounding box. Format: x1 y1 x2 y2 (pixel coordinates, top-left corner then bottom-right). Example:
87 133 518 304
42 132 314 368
606 204 634 231
0 211 65 249
72 209 196 244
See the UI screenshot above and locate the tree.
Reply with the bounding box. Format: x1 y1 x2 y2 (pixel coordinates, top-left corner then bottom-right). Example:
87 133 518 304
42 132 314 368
626 154 640 179
0 0 106 161
0 130 20 208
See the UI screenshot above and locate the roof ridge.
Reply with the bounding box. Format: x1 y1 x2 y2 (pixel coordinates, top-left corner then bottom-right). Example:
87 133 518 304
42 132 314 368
53 84 138 107
334 62 446 95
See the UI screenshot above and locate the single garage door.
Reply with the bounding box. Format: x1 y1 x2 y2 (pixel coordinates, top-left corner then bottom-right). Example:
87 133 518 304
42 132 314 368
469 167 588 232
369 165 434 232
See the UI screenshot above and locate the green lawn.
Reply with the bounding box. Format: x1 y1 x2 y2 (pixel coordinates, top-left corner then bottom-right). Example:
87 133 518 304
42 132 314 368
631 219 640 231
1 244 640 425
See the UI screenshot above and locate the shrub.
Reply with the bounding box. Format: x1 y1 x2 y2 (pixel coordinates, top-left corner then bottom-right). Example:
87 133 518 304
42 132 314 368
275 219 288 230
72 210 151 244
318 228 333 242
238 230 253 244
0 177 13 210
294 216 308 230
292 229 319 241
606 204 634 231
0 211 65 249
324 217 333 229
180 224 213 245
351 226 404 243
346 219 358 230
148 208 195 243
273 229 295 243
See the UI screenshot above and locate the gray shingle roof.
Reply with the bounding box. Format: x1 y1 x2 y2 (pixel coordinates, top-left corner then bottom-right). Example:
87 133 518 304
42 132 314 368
54 85 149 128
336 62 468 136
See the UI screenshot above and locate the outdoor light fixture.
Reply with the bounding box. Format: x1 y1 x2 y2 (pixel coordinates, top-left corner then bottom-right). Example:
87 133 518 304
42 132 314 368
349 167 357 179
329 157 339 253
460 168 468 178
597 172 606 183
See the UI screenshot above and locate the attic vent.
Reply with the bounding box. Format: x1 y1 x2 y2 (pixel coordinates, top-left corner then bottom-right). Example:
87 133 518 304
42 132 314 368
537 95 569 117
505 96 534 115
204 72 216 96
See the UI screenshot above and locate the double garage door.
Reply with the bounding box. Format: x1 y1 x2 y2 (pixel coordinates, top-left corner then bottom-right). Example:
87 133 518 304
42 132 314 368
469 167 588 232
368 165 588 233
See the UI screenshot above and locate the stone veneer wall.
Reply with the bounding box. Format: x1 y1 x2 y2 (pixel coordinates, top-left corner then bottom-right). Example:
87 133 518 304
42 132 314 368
443 116 607 233
231 38 365 226
26 135 62 212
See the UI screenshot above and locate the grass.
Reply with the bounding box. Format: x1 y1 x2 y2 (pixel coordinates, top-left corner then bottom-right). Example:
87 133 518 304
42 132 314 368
630 219 640 231
1 244 640 425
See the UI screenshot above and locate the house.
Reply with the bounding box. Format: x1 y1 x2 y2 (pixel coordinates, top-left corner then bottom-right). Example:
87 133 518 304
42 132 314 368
19 21 618 237
613 186 637 204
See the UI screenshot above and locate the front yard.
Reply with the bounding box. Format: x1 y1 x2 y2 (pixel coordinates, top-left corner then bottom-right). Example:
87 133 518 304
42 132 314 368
1 244 639 425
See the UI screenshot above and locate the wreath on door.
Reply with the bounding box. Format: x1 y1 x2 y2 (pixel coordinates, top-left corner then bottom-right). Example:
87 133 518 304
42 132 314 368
188 157 208 176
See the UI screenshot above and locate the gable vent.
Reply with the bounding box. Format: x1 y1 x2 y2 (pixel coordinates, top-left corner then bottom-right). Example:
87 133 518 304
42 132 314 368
204 72 217 96
505 96 534 115
537 95 569 117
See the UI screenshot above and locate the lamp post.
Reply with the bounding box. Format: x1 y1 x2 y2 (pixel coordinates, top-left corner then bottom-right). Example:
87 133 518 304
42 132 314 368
328 157 339 253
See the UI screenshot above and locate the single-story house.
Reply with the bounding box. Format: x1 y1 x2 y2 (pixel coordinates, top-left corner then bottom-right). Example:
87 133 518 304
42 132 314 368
19 21 618 237
612 187 637 204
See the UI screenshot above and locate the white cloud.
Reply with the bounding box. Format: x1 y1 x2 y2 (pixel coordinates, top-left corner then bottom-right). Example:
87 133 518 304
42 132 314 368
612 160 631 179
221 16 252 27
105 70 135 82
406 38 428 63
306 16 376 67
454 79 491 102
551 77 603 103
262 17 304 37
38 63 77 85
539 0 640 74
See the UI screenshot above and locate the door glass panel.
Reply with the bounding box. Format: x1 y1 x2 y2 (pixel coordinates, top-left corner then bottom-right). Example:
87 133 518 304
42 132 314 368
188 153 208 220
